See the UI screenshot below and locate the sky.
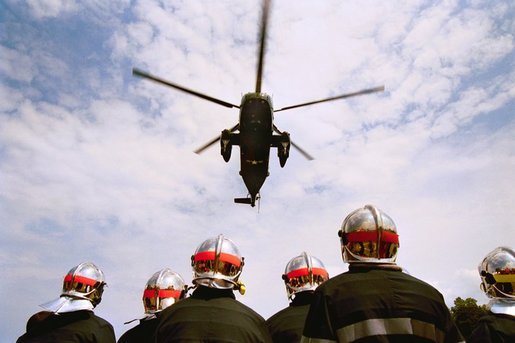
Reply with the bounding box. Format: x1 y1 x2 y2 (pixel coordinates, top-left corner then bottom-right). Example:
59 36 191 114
0 0 514 341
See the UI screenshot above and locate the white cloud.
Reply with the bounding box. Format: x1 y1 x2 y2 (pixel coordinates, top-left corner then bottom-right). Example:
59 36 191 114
27 0 79 19
1 0 514 341
0 46 36 83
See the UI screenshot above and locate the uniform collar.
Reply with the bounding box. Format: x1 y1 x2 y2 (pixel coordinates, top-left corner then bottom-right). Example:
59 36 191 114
290 291 314 306
192 285 236 300
348 262 403 272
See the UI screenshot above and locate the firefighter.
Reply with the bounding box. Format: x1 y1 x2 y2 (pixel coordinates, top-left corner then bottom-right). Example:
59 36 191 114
468 246 515 342
118 268 187 343
17 261 116 343
301 204 464 343
155 234 272 342
266 252 329 342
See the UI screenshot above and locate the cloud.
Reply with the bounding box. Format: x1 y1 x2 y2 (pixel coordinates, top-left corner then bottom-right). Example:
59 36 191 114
1 0 514 341
26 0 79 19
0 46 37 83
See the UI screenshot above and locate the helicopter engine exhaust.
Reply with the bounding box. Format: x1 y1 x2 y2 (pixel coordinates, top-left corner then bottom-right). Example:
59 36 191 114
220 129 232 162
277 131 290 168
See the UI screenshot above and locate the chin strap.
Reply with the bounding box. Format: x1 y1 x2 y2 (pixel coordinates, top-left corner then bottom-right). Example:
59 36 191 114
192 277 246 295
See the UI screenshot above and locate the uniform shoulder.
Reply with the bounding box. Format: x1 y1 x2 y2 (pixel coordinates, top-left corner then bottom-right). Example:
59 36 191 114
266 306 290 323
90 312 111 323
160 295 265 321
397 271 444 292
88 312 115 330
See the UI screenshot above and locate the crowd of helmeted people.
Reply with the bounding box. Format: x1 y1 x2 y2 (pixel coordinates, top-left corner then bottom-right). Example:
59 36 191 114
16 204 515 342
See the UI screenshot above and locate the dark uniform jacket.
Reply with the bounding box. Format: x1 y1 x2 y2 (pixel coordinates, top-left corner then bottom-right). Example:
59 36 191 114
155 285 272 342
117 316 160 343
17 310 116 343
301 264 464 343
266 291 314 342
468 313 515 343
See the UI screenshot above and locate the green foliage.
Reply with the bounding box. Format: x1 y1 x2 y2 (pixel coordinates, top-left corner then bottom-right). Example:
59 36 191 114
450 297 489 339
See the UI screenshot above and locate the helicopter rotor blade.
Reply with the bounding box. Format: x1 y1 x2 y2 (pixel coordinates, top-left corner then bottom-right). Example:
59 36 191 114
133 68 240 109
255 0 271 93
194 123 240 154
194 136 221 155
273 124 314 161
274 85 385 112
291 141 314 161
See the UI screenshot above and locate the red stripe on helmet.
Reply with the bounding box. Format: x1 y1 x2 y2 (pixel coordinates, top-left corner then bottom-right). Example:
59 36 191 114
64 274 98 286
219 252 241 267
143 289 155 298
158 289 182 298
143 289 182 299
194 251 216 262
287 267 328 279
346 230 399 244
194 251 241 267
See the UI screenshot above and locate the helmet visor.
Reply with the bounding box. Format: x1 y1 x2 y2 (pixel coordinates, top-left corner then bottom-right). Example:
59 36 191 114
143 288 182 312
286 267 328 291
345 230 399 259
63 274 102 294
193 251 242 277
492 273 515 297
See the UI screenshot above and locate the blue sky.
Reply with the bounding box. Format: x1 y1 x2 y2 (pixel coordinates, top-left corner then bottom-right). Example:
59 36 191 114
1 0 514 341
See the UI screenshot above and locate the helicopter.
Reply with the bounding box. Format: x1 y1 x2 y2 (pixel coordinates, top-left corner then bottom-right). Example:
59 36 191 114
133 0 384 207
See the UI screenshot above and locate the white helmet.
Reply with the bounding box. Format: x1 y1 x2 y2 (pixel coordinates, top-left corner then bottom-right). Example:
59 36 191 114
479 246 515 300
143 268 186 314
338 205 399 264
191 234 245 294
282 252 329 300
41 262 106 313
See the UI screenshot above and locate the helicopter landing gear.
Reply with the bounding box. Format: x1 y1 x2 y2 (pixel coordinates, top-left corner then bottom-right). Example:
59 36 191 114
220 129 232 162
278 131 290 168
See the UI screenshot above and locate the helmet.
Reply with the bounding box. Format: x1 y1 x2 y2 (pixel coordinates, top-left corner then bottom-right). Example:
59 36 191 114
191 234 245 293
143 268 186 314
338 204 399 263
282 252 329 300
479 246 515 300
40 262 106 313
61 262 106 306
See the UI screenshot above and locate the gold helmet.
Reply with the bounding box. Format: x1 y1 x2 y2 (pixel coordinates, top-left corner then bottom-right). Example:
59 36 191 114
479 246 515 300
191 234 245 294
338 205 399 263
143 268 186 314
282 252 329 300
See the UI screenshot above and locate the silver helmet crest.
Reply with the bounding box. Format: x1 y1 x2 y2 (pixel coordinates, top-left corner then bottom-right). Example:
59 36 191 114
191 234 245 294
143 268 186 314
339 205 399 264
479 246 515 299
41 262 106 313
282 252 329 300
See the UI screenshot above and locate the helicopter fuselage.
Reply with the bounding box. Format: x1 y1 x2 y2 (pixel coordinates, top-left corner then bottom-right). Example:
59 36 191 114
236 92 274 205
